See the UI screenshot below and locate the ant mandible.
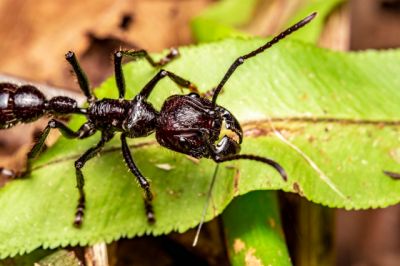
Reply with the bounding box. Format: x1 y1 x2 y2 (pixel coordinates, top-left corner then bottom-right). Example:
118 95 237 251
0 13 316 227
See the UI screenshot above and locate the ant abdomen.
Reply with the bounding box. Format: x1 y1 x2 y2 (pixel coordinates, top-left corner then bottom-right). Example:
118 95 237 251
0 83 47 129
0 82 79 129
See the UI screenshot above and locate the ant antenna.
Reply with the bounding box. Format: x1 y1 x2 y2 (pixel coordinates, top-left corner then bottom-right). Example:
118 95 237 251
383 170 400 180
192 164 220 247
211 12 317 105
217 154 287 181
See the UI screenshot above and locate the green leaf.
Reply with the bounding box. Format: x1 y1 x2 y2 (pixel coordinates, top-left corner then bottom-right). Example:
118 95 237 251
0 38 399 258
0 249 52 266
223 191 291 266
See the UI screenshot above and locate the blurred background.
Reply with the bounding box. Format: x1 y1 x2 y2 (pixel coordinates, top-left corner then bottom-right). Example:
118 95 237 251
0 0 399 265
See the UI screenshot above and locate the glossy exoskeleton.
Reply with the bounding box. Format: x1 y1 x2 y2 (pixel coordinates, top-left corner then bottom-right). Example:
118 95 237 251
0 13 316 226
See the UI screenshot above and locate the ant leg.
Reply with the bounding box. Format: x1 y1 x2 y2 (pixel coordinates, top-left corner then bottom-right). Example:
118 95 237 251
200 131 287 181
139 69 198 99
28 120 94 158
114 49 190 99
120 48 179 67
120 133 155 223
65 51 95 103
214 154 287 181
114 51 126 99
1 119 96 179
74 130 114 227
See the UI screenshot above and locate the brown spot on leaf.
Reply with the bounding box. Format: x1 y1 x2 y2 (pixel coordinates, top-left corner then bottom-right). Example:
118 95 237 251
268 217 276 228
293 182 304 196
244 118 400 129
233 168 240 196
243 127 273 138
233 238 246 254
166 188 182 198
299 92 309 101
242 121 304 139
389 148 400 164
245 248 264 266
185 156 200 164
241 117 400 141
307 135 316 143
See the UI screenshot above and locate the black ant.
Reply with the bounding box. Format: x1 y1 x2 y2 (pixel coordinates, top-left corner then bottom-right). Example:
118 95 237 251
0 13 316 227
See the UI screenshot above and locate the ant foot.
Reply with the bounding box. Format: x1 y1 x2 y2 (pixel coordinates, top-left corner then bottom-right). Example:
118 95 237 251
144 199 155 224
73 202 85 227
147 212 155 224
73 212 84 228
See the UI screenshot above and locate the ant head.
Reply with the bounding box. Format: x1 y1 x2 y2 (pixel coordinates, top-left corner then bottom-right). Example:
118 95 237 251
156 93 243 159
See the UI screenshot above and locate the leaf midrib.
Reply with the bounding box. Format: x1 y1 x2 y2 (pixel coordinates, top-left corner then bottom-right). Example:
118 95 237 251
29 116 400 171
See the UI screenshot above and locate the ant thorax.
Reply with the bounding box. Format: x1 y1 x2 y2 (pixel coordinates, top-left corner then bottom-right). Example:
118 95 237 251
121 96 159 138
85 96 158 137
